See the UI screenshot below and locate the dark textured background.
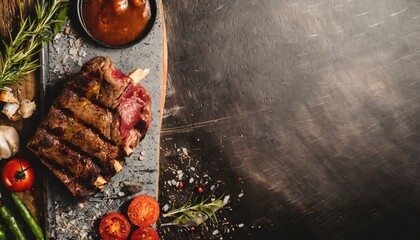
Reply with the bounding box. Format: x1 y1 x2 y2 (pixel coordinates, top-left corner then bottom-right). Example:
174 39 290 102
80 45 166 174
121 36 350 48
159 0 420 239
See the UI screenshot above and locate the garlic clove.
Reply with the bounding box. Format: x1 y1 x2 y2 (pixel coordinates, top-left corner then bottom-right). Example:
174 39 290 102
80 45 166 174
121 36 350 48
18 99 37 119
0 126 19 156
0 133 12 159
2 103 22 121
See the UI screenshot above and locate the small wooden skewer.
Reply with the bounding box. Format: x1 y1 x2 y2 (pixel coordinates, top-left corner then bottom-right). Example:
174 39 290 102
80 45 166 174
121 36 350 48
129 68 150 84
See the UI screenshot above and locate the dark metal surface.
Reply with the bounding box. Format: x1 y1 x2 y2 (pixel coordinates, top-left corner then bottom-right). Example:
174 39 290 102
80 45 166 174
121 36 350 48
159 0 420 239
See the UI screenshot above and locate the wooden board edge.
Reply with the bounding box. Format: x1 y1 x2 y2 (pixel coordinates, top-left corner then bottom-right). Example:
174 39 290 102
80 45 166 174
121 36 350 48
157 0 168 199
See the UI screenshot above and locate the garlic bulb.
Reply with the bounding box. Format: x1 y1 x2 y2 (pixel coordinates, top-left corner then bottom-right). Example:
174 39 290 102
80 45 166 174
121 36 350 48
0 126 19 159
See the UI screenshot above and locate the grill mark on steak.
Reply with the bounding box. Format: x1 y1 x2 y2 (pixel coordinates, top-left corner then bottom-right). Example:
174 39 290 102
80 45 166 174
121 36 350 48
41 106 122 178
53 87 142 154
54 88 114 140
27 128 102 196
39 158 96 199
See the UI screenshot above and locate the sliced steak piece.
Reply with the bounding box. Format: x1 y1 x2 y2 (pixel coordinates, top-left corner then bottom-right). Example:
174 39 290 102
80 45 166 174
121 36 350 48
54 88 114 139
67 56 131 109
27 128 106 198
41 106 122 177
54 86 151 156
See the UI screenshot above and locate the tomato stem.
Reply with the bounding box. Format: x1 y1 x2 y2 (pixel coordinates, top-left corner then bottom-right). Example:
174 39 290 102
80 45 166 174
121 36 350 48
14 166 32 182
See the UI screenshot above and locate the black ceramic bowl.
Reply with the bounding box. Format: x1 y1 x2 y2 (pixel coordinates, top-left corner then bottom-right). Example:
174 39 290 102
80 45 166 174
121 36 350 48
76 0 157 49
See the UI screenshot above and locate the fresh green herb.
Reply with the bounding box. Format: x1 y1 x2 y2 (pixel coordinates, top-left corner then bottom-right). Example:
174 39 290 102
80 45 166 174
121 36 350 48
161 194 225 227
0 0 69 90
53 5 69 33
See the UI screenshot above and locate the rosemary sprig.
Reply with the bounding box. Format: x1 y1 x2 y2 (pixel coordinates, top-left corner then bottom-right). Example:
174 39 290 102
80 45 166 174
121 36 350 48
0 0 68 90
161 194 225 227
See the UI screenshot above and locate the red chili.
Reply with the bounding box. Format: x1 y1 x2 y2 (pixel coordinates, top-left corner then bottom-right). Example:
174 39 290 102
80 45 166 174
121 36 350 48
188 226 195 232
197 187 203 193
178 181 184 189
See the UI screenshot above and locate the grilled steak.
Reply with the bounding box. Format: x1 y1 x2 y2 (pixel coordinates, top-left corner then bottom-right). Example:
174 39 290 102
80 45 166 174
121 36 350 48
41 106 121 178
27 57 152 199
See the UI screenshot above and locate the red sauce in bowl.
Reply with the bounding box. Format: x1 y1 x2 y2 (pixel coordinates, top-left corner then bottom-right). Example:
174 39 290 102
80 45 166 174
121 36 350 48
82 0 151 47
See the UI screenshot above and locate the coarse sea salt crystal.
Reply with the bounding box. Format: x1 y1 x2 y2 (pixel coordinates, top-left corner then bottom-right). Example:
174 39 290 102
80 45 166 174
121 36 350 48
181 147 188 156
162 204 170 212
222 195 230 205
238 192 244 198
238 223 244 228
189 177 194 183
69 48 78 57
178 173 184 180
212 230 219 235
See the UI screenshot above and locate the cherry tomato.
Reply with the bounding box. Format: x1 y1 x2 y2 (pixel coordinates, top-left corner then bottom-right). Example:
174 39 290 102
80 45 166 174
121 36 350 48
131 227 159 240
127 195 160 227
99 212 130 240
1 158 35 192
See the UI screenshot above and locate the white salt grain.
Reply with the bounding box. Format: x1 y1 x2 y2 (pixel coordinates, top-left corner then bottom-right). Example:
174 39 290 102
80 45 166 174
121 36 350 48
162 204 170 212
178 173 184 180
222 195 230 205
181 147 188 156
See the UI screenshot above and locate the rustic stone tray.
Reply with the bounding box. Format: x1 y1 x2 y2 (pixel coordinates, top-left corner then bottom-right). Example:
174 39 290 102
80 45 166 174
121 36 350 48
40 2 164 239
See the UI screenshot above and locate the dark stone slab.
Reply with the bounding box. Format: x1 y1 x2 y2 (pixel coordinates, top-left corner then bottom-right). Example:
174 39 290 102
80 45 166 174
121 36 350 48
41 2 163 238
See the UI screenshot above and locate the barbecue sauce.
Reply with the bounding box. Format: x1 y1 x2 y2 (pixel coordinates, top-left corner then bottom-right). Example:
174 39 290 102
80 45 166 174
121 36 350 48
82 0 151 46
